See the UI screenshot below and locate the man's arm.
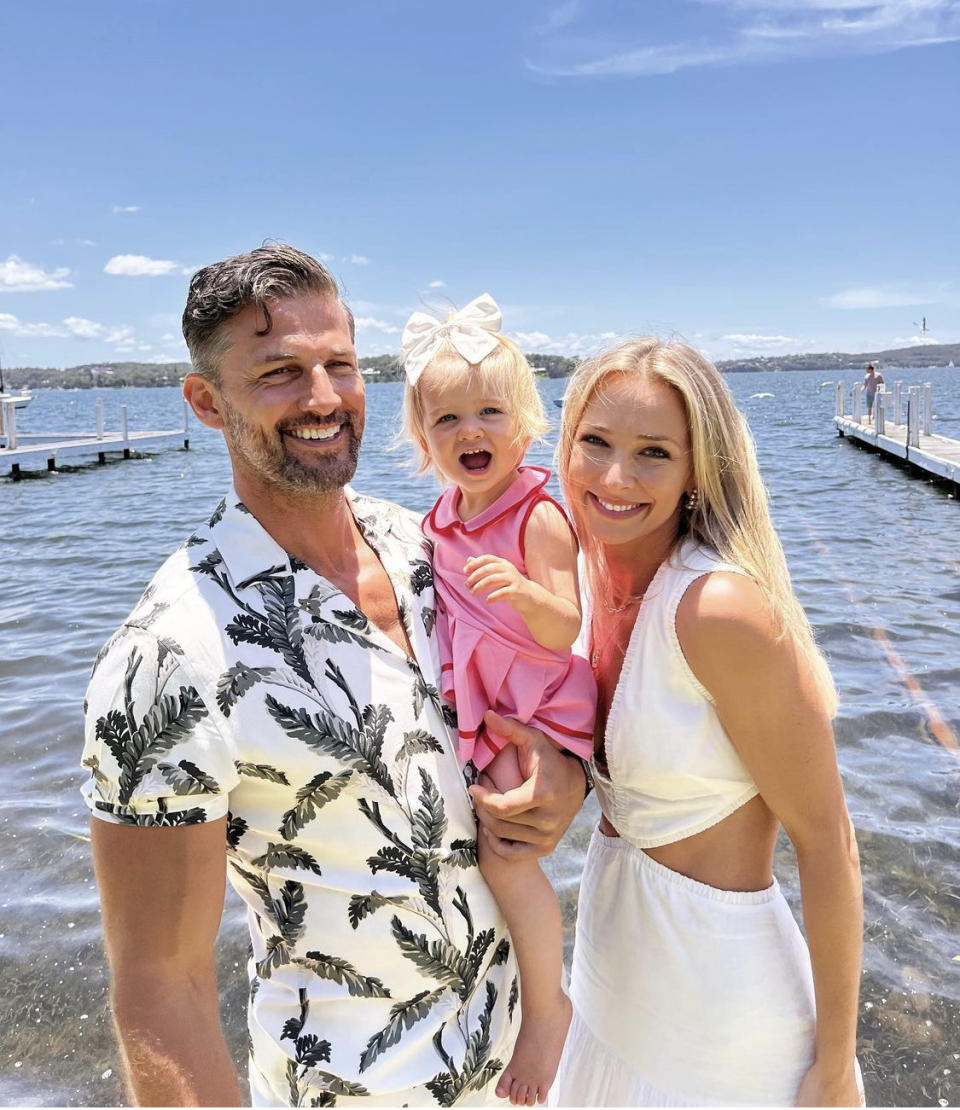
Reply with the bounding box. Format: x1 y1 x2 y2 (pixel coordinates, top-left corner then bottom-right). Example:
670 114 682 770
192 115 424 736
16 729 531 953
469 710 588 860
92 817 242 1107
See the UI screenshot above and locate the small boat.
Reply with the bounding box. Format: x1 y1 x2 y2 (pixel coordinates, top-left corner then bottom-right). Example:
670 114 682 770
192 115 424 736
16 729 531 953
0 392 32 409
553 398 564 409
0 359 32 409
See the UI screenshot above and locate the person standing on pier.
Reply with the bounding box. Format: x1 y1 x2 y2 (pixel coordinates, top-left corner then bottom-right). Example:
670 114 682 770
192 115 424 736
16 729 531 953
80 245 587 1107
863 363 884 423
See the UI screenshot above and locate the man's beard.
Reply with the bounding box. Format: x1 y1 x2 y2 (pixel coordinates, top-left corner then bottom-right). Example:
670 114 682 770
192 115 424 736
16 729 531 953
222 403 363 497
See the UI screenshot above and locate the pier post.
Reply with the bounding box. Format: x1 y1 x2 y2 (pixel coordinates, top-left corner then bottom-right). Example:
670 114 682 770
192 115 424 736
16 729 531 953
2 400 18 449
907 387 921 448
183 398 190 450
121 405 130 459
876 393 886 435
835 382 844 418
923 383 933 436
852 383 863 424
894 381 903 426
95 398 105 441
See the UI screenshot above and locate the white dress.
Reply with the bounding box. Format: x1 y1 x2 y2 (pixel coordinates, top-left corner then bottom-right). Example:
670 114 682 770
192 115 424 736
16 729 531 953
553 541 827 1107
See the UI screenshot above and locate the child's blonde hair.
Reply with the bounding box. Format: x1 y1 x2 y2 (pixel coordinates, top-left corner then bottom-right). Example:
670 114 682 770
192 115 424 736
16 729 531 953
402 331 549 479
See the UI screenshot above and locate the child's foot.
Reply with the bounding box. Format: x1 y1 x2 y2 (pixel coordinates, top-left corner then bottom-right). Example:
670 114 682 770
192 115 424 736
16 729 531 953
495 993 572 1106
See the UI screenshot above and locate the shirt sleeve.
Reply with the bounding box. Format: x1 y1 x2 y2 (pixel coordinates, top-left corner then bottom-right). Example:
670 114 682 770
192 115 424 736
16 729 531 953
81 626 240 826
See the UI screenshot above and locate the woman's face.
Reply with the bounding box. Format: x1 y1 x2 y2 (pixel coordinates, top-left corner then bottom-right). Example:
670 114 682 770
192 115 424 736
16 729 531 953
566 372 694 559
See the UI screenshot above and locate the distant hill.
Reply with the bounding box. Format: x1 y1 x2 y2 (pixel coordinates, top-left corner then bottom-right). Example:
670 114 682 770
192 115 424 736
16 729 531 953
3 343 957 390
715 342 960 374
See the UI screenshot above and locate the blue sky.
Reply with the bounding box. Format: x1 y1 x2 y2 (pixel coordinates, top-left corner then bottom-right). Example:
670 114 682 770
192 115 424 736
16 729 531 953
1 0 957 369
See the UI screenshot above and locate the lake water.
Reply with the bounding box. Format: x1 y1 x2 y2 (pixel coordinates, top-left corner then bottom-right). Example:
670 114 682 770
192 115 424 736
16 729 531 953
2 369 958 1107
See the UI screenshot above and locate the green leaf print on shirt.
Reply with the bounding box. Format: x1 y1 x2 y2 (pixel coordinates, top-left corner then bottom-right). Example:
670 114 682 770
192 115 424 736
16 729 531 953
390 917 476 999
297 952 391 999
216 662 274 716
359 987 447 1074
279 770 353 840
157 759 220 795
426 982 503 1107
94 647 209 806
265 696 396 798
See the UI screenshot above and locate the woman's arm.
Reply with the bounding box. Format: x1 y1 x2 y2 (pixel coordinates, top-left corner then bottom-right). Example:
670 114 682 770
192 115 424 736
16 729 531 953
465 500 581 651
678 572 863 1107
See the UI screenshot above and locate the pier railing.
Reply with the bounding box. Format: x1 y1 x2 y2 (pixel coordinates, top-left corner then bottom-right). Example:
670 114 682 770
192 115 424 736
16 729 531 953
1 397 191 477
836 380 934 449
834 379 959 489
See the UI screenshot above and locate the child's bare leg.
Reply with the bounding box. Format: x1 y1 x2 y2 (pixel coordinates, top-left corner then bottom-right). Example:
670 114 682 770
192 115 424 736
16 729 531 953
478 743 571 1107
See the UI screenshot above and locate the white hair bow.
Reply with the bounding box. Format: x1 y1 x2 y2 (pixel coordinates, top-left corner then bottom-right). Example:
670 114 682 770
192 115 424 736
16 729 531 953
401 293 502 386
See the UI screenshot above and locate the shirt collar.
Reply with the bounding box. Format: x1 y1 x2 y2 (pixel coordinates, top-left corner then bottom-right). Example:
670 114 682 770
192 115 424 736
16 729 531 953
206 489 292 590
208 485 379 592
426 465 550 536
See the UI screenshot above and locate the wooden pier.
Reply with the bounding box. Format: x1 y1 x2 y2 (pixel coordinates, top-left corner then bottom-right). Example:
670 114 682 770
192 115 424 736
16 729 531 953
1 397 190 479
835 381 960 490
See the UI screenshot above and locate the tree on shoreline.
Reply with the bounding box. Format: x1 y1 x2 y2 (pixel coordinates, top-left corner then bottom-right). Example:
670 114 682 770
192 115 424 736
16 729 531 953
4 343 959 390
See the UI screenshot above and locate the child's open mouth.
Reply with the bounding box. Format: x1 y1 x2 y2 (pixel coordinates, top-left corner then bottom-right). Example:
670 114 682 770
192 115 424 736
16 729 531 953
460 449 492 473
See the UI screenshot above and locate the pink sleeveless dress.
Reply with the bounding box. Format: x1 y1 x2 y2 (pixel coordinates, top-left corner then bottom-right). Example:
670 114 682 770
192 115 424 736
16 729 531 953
422 466 596 770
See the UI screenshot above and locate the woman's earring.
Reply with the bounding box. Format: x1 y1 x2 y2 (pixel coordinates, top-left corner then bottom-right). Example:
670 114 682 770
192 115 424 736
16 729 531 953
684 488 700 512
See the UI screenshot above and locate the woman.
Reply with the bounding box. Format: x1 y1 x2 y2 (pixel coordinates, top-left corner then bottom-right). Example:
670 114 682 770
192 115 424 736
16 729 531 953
552 339 863 1107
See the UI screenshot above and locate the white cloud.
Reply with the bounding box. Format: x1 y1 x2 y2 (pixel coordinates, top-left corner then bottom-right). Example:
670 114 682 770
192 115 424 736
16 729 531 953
428 280 446 289
513 329 619 356
355 316 400 334
63 316 105 339
825 285 935 309
347 254 370 265
112 205 141 213
891 332 940 345
537 1 582 32
0 255 73 292
529 0 960 76
0 312 137 345
0 312 62 337
79 239 97 246
104 254 180 277
721 332 801 346
63 317 137 344
318 252 335 263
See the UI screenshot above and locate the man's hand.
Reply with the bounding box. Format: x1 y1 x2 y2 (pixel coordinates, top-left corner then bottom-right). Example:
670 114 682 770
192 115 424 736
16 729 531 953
469 710 587 860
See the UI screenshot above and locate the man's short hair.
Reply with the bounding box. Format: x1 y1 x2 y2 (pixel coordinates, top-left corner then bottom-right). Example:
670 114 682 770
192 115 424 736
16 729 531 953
182 244 355 384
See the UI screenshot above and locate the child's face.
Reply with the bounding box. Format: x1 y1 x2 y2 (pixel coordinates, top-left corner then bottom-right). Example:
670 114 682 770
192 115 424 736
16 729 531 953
418 373 528 513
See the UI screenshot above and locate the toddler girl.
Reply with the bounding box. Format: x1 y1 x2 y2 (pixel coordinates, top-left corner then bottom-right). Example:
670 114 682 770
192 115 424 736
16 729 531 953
401 295 596 1106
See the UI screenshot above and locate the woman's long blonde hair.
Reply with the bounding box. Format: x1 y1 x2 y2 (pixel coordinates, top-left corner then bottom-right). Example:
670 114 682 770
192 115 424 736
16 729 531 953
557 337 837 714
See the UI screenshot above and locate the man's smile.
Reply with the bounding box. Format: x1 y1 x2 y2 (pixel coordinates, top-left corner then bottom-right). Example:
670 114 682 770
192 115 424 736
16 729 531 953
283 424 342 442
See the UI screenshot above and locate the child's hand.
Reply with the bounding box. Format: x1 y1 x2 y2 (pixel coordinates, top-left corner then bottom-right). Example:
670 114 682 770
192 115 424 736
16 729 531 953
464 554 530 609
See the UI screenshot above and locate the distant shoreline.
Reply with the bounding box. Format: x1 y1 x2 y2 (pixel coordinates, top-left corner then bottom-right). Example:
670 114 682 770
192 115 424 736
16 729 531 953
4 342 957 390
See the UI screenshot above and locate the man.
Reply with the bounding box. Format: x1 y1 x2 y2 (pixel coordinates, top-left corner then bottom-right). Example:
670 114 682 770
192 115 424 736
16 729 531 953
81 245 586 1107
863 363 884 423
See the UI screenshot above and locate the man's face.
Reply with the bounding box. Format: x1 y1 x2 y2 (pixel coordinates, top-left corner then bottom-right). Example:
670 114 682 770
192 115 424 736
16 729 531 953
212 293 364 498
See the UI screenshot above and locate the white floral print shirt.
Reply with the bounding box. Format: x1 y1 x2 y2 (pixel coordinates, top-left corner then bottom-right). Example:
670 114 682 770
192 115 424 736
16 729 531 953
81 490 518 1106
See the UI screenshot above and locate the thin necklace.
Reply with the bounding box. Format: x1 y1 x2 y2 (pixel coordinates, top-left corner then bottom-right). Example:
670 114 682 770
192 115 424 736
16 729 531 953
601 593 642 615
591 597 641 666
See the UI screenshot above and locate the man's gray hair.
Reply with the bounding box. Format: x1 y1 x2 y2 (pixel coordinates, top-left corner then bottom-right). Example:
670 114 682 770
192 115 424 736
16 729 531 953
181 244 354 384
